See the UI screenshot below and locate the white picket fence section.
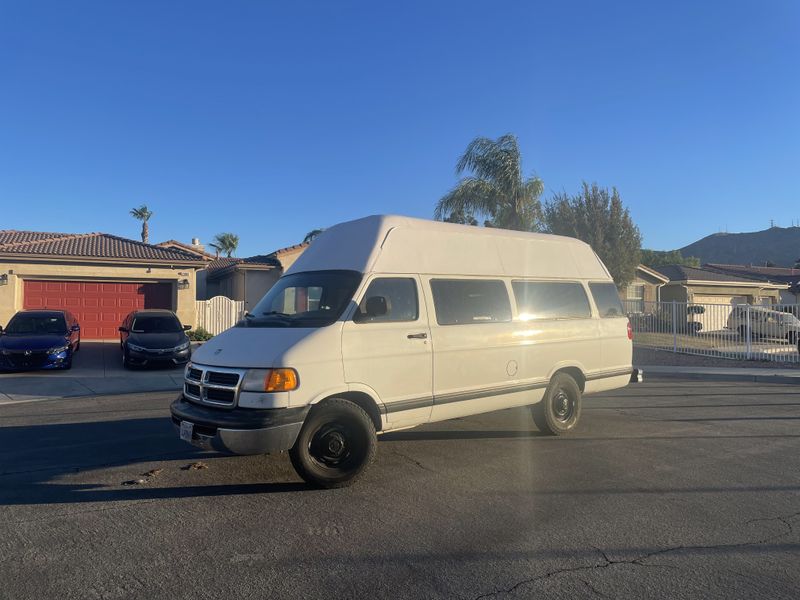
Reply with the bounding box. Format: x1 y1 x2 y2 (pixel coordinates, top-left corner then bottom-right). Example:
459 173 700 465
625 300 800 363
195 296 245 335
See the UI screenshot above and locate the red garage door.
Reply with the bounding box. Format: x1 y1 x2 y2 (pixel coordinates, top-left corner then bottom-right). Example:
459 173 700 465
23 280 173 339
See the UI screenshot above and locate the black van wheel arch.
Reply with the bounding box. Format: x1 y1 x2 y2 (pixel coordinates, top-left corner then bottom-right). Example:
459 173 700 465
289 398 377 489
531 373 582 435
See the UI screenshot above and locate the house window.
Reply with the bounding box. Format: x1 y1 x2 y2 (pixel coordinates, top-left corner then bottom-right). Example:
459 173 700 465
626 283 645 313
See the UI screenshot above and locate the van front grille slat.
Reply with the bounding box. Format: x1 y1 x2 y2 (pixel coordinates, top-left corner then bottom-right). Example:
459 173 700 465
183 364 245 407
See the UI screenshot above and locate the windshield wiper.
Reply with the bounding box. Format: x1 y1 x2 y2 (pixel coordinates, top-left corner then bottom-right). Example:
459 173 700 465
261 311 292 318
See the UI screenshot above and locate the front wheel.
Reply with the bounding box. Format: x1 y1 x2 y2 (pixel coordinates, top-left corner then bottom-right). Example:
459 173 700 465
531 373 582 435
289 398 377 489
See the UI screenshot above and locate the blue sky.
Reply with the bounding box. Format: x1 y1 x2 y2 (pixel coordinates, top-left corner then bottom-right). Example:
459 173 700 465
1 1 798 257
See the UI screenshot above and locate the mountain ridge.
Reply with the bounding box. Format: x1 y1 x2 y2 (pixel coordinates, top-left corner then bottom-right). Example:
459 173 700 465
678 226 800 267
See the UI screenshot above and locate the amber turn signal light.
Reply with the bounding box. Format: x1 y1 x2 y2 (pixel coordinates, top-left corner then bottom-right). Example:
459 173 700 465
264 368 299 392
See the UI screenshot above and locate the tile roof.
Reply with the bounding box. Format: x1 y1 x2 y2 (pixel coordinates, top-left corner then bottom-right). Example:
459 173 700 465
704 263 800 284
0 230 205 263
156 239 215 259
654 264 784 285
270 242 310 256
205 255 279 277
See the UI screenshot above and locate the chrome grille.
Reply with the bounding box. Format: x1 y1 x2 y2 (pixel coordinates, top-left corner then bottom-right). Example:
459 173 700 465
183 363 246 407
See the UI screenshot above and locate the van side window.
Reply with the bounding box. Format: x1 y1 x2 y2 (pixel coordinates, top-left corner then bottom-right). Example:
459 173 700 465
354 278 419 323
589 282 625 318
512 281 591 320
430 279 511 325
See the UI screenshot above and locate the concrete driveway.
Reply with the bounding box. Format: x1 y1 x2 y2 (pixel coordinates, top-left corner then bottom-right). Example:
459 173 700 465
0 341 187 404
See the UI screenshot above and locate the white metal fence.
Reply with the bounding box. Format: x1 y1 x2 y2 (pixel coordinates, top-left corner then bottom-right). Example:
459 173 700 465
625 300 800 364
195 296 245 335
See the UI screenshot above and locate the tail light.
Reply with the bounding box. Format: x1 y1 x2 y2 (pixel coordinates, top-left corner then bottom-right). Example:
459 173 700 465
627 320 633 340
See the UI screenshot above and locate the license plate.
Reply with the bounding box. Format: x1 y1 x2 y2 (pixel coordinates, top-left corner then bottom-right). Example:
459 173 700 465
180 420 194 442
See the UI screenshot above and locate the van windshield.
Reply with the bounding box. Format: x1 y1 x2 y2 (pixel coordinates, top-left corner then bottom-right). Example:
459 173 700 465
242 270 362 328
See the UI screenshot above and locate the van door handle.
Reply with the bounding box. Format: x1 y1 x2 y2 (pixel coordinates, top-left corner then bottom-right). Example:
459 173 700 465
407 332 428 339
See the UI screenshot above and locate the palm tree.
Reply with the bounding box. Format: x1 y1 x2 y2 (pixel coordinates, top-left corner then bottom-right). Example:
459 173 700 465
303 229 324 243
210 232 239 257
130 205 153 243
434 134 544 231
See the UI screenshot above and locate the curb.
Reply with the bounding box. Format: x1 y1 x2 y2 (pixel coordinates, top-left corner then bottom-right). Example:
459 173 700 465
636 368 800 386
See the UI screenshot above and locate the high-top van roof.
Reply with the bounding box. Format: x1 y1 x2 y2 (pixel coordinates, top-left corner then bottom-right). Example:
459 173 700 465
287 215 612 280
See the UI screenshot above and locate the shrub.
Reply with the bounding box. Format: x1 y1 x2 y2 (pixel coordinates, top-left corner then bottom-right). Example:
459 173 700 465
187 327 213 342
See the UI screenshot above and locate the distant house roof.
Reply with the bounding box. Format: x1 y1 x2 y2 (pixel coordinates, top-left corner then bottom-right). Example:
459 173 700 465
271 242 310 257
654 264 787 287
635 264 670 283
0 230 205 264
704 263 800 285
156 239 215 260
205 255 279 279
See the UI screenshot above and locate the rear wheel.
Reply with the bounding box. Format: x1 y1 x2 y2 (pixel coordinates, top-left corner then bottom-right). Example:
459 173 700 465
289 398 377 489
739 325 749 339
531 373 582 435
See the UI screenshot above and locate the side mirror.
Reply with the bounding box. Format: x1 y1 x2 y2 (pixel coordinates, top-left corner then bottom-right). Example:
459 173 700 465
0 325 3 334
365 296 388 318
71 324 80 332
183 325 191 331
118 327 128 333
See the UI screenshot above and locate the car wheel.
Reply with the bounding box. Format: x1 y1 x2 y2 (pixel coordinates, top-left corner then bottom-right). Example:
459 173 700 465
788 332 798 345
122 350 131 369
289 398 377 489
531 373 582 435
63 356 73 370
738 325 749 339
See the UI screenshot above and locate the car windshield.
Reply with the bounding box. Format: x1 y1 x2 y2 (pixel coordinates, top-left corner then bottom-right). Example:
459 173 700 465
242 270 362 328
5 314 67 335
132 315 182 333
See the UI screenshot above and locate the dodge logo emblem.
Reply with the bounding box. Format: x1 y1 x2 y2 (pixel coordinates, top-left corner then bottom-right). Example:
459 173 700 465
24 350 32 356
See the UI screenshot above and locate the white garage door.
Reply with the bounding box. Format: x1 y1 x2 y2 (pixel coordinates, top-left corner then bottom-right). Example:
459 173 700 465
691 295 748 332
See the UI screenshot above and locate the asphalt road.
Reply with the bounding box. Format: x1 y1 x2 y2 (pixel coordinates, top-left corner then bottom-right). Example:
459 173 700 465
1 380 798 599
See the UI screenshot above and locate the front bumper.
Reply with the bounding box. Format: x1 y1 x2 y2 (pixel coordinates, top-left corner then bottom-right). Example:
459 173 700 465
0 350 71 371
127 347 190 367
170 396 309 455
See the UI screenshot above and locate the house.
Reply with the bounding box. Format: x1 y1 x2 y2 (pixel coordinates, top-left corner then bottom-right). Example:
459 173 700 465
648 264 788 332
653 264 787 306
202 242 310 310
704 264 800 304
623 264 670 312
0 230 206 338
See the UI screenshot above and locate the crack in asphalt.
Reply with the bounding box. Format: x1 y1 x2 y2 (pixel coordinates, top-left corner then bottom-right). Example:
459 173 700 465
390 450 435 472
471 509 800 599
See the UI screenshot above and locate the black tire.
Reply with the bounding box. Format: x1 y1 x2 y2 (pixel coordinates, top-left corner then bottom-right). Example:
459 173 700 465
75 340 81 352
531 373 582 435
739 325 749 339
788 332 798 345
289 398 377 489
63 356 73 370
122 349 131 369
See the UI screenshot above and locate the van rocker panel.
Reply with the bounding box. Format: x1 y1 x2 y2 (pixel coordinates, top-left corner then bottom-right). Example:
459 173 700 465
170 396 309 455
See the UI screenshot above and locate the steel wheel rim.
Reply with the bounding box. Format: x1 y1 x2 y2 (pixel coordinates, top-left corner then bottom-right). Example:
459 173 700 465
309 423 356 469
553 389 574 422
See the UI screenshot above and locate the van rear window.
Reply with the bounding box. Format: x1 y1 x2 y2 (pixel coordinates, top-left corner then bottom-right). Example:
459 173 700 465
430 279 511 325
589 282 625 318
512 281 591 320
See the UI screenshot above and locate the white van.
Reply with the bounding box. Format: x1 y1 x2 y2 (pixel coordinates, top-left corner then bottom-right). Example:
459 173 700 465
172 215 633 487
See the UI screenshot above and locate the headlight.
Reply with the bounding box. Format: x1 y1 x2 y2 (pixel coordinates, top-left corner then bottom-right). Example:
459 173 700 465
175 341 190 351
127 343 146 352
48 345 69 354
242 368 299 392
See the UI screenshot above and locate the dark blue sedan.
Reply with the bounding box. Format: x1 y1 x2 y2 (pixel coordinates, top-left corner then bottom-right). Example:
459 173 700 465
0 310 81 371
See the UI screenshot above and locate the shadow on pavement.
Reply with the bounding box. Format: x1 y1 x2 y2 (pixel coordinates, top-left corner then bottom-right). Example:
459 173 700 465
0 417 314 506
